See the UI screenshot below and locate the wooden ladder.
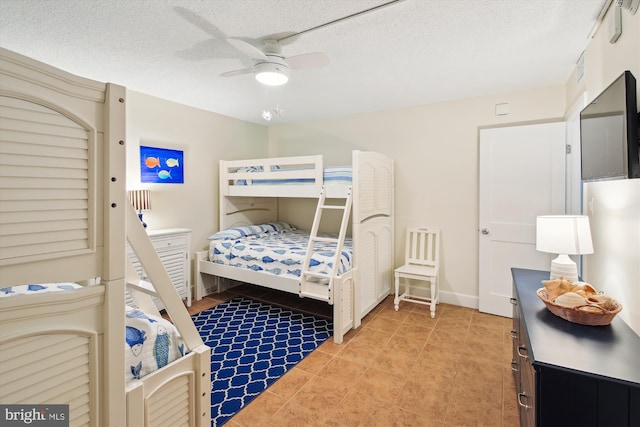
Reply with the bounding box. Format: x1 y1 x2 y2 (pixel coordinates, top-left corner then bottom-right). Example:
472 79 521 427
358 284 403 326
299 186 352 304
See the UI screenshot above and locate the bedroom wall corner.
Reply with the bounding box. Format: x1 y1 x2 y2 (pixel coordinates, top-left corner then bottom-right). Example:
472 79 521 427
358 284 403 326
266 85 566 307
125 90 269 288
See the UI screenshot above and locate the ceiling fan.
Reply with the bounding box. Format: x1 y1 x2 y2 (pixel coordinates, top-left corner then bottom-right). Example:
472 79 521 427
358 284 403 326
175 0 404 86
221 37 330 86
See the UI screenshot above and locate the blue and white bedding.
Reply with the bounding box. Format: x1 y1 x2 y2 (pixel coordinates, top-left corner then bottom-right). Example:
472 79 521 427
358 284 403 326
125 306 185 382
208 224 353 281
234 165 352 186
0 282 83 297
0 283 185 382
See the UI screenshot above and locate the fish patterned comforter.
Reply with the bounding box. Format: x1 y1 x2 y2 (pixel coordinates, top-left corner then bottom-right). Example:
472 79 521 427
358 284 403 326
208 228 353 281
125 306 186 381
0 283 185 382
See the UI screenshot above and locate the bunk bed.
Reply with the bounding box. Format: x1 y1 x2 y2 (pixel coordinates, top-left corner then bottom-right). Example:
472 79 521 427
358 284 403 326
195 151 394 343
0 48 210 427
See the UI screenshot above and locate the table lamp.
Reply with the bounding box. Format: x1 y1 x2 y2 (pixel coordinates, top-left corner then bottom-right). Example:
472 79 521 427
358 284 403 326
127 189 151 229
536 215 593 282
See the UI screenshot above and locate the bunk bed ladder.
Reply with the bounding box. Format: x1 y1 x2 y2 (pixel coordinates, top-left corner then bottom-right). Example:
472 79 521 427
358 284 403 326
299 185 352 304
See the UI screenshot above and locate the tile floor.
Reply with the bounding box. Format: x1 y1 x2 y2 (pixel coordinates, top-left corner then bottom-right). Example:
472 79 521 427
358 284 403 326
186 285 520 427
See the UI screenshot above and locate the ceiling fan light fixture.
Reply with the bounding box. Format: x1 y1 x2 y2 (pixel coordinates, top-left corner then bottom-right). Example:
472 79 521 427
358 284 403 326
254 61 290 86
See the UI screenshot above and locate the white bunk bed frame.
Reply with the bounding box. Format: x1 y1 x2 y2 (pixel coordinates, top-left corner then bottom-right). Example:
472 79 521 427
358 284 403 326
196 151 394 344
0 48 211 427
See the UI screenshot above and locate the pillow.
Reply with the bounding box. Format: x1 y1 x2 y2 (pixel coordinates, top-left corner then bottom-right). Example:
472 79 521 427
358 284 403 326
208 225 264 241
208 223 296 240
233 166 263 185
235 166 263 173
233 165 282 185
234 165 282 172
259 222 295 233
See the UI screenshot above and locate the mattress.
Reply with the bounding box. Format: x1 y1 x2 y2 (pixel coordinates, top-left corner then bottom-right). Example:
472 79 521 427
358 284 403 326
234 166 352 185
0 282 83 297
208 228 353 281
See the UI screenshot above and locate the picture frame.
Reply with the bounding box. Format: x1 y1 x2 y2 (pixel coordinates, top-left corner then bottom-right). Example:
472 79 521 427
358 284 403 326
140 145 184 184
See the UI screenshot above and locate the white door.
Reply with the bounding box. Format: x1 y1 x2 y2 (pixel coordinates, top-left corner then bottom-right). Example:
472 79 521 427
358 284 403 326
479 122 566 317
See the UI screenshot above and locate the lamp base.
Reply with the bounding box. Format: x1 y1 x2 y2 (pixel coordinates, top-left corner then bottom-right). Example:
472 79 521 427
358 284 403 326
550 254 578 282
138 212 147 229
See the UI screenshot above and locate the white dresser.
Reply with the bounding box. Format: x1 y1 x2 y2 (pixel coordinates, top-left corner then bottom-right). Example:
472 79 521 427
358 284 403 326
126 228 192 308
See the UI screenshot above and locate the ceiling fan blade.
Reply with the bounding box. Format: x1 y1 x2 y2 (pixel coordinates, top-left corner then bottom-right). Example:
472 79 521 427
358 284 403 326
174 7 224 39
220 68 254 78
285 53 330 70
226 38 268 61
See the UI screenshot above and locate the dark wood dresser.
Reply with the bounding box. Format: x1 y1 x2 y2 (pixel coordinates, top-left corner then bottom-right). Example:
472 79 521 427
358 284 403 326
511 268 640 427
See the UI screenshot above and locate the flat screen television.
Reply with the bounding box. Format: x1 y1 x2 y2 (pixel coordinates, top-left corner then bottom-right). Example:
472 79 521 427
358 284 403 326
580 70 639 181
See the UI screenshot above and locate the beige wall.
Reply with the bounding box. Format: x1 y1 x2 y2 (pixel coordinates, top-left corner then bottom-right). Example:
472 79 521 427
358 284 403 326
125 91 268 257
268 86 566 306
574 10 639 334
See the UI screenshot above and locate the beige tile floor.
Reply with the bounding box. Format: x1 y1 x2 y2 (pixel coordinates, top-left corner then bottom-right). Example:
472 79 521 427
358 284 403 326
187 286 520 427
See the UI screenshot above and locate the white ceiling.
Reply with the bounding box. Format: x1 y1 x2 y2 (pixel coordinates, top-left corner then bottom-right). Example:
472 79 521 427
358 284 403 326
0 0 608 126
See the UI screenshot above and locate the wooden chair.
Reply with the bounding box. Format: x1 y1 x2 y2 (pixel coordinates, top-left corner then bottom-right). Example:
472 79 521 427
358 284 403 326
394 227 440 318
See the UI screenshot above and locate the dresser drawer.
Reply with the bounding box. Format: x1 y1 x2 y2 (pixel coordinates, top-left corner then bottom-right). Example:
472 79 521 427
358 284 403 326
150 234 188 251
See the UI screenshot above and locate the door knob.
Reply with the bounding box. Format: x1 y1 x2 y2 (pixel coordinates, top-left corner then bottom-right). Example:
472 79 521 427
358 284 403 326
481 228 490 235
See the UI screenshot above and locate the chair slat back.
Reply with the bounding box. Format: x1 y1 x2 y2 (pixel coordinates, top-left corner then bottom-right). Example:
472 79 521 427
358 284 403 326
405 227 439 267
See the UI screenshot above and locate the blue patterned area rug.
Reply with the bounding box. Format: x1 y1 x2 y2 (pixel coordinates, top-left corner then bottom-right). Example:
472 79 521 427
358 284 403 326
192 297 333 426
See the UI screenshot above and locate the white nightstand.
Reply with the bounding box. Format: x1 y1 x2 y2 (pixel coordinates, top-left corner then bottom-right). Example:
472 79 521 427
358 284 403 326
126 228 192 308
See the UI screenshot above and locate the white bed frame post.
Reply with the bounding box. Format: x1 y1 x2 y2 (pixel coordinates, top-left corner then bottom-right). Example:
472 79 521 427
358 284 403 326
102 83 127 427
351 151 362 328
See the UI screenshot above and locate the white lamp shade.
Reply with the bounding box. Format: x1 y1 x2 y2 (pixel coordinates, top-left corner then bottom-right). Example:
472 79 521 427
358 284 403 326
127 189 151 211
536 215 594 255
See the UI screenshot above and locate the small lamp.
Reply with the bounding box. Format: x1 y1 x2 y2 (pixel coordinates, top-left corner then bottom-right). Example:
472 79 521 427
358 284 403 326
127 189 151 229
536 215 593 282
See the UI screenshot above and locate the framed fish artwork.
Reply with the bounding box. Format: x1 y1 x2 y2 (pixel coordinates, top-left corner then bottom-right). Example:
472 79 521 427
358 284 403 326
140 145 184 184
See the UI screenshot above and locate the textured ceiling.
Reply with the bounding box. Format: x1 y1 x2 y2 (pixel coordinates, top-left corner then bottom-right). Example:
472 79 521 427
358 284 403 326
0 0 608 125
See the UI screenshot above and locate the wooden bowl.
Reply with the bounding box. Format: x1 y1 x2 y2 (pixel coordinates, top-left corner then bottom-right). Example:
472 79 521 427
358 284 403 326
536 288 622 326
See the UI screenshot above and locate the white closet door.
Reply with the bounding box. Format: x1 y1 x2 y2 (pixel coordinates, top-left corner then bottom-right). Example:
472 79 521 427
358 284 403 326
479 122 566 317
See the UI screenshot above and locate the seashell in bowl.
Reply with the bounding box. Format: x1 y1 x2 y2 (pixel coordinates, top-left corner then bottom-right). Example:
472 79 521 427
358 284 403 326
554 292 587 308
542 277 574 301
587 294 617 311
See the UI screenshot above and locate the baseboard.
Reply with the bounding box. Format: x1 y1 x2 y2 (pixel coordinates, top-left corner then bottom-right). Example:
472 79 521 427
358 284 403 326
399 286 479 309
439 289 479 310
